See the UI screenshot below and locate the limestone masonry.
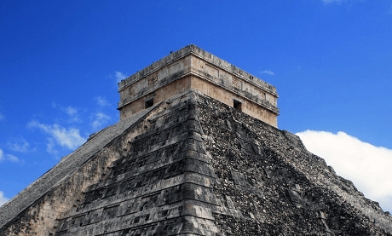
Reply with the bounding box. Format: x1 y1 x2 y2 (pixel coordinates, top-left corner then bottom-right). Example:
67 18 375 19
118 45 279 127
1 46 391 235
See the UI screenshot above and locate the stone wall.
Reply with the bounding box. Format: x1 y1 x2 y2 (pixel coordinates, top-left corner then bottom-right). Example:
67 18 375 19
117 45 279 127
119 76 192 120
189 76 278 127
1 91 391 235
118 45 277 96
54 92 223 235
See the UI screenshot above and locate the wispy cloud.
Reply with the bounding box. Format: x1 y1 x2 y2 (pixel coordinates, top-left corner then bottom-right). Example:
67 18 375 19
115 71 126 83
8 137 30 153
46 138 58 155
95 96 110 107
27 98 115 155
28 121 86 150
52 103 80 123
64 106 77 117
296 130 392 212
261 70 275 76
0 191 8 207
0 148 19 163
91 112 111 130
6 154 19 162
322 0 345 5
0 113 4 121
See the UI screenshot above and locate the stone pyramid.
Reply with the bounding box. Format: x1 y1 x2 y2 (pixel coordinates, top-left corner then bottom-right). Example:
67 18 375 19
1 46 391 235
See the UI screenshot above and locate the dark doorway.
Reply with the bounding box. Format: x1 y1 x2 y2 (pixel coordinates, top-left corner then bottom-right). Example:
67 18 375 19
145 98 154 108
233 99 242 111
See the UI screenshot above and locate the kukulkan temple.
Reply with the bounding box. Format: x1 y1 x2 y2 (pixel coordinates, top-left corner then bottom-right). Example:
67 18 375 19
1 45 392 235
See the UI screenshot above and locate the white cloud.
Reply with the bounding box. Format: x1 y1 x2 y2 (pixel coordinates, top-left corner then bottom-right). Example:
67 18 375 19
0 148 20 163
0 191 8 207
91 112 111 130
296 130 392 212
29 121 86 150
8 137 30 152
46 138 58 155
115 71 126 83
323 0 345 5
261 70 275 76
64 106 77 117
6 154 19 162
95 96 110 107
66 107 80 123
52 103 80 123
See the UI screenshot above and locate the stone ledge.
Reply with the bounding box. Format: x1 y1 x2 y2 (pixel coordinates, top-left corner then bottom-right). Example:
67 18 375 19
118 45 277 96
0 103 161 230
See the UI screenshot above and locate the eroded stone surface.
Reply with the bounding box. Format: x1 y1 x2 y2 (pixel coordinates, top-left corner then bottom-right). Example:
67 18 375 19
196 92 392 235
1 91 391 235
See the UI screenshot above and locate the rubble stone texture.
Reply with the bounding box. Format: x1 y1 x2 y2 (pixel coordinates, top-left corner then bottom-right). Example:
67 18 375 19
0 91 391 235
1 45 391 235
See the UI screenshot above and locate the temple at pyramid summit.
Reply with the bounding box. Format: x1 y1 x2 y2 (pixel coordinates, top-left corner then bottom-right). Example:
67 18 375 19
1 45 391 235
117 45 279 127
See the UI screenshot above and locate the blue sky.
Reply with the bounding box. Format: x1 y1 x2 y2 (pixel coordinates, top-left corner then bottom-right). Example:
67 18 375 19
1 1 391 212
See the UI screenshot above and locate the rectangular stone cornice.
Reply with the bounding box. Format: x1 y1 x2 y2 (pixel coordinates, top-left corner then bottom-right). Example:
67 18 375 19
118 45 195 91
118 45 278 97
187 45 278 96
